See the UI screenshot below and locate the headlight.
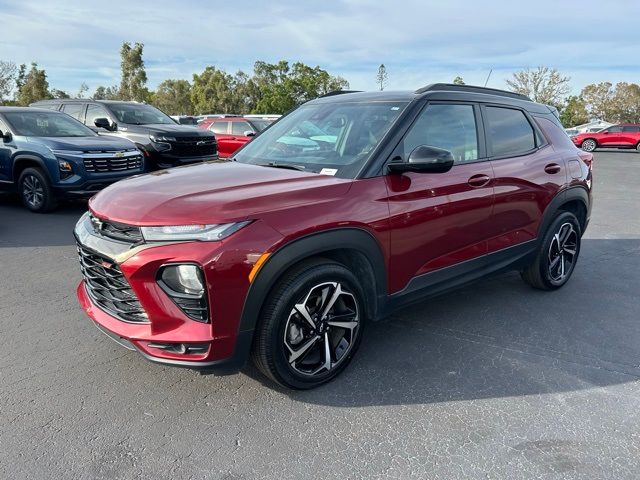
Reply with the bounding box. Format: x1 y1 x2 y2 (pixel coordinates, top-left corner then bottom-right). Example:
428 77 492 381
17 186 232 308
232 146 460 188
150 134 176 142
140 222 250 242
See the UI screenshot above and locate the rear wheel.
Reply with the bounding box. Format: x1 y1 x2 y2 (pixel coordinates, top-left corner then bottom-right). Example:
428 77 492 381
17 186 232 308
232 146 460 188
581 139 597 152
635 142 640 152
18 168 57 213
521 211 581 290
252 259 366 389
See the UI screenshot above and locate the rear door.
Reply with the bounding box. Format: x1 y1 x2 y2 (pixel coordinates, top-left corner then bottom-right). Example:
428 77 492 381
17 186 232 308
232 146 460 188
229 120 254 154
485 105 565 252
208 121 232 157
385 101 495 286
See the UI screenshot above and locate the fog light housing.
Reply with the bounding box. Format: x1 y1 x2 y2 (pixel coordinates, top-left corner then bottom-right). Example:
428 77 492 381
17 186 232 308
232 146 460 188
158 264 209 322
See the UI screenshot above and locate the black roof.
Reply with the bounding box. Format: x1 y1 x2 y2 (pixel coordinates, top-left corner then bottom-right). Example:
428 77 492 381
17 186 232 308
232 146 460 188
31 99 142 105
0 106 59 113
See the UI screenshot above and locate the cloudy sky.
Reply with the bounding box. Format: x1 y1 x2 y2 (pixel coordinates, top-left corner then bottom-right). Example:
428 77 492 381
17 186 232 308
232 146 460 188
1 0 638 95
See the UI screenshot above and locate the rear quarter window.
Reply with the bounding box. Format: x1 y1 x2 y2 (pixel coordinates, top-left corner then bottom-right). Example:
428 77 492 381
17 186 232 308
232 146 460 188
485 106 536 157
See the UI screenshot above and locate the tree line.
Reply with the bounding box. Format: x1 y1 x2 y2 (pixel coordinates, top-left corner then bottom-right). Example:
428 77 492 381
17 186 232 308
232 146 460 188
1 45 638 125
0 42 349 116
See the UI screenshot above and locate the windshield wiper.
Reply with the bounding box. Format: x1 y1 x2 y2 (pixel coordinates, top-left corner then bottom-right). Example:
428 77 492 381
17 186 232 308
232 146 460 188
260 162 306 172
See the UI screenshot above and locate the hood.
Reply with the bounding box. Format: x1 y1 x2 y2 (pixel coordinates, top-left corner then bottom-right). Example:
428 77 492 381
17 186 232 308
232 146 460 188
27 135 135 151
89 161 352 225
119 123 214 137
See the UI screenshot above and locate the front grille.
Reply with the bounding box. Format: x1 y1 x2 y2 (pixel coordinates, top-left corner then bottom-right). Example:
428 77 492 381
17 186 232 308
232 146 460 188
169 137 217 157
77 244 148 323
83 151 143 173
89 214 143 243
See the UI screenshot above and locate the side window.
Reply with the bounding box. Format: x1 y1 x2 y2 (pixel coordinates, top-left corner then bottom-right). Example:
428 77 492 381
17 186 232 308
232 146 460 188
0 117 8 133
85 104 110 127
61 103 84 121
485 106 536 157
607 126 623 133
622 126 640 132
42 103 61 111
209 121 229 134
403 103 478 163
231 121 252 135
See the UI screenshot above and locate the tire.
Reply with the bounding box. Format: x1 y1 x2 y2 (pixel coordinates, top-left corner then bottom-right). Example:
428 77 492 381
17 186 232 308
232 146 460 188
580 139 597 152
636 142 640 152
521 211 581 290
18 167 57 213
251 258 366 389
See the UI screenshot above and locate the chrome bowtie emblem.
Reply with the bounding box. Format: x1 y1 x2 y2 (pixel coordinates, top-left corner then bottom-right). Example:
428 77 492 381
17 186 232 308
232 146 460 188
114 151 125 158
196 140 207 146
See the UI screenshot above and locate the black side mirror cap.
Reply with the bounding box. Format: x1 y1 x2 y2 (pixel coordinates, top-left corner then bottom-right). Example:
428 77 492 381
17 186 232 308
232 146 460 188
0 129 11 142
387 145 455 174
94 117 116 131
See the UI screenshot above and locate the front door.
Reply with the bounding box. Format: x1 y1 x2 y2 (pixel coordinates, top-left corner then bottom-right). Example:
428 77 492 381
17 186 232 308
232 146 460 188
385 102 495 293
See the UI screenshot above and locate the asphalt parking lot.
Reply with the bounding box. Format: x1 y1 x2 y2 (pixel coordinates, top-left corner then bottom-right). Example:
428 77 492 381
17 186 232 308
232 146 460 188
1 150 639 479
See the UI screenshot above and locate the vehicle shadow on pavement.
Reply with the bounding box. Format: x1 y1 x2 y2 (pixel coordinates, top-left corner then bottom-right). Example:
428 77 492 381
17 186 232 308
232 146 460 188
245 238 640 406
0 195 87 248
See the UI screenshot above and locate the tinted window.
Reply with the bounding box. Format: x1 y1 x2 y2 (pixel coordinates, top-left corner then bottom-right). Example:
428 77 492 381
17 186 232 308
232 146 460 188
85 104 111 127
108 103 175 125
3 111 96 137
607 126 623 133
209 122 229 134
486 107 536 156
61 103 84 120
622 126 640 132
403 103 478 163
231 121 252 135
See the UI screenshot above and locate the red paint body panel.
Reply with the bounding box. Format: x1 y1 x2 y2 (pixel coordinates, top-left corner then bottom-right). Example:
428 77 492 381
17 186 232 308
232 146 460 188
571 123 640 149
76 93 593 371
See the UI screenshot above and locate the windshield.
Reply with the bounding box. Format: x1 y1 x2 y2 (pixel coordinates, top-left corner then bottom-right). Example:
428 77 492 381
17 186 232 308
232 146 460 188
248 119 272 132
234 101 407 178
4 111 96 137
108 103 176 125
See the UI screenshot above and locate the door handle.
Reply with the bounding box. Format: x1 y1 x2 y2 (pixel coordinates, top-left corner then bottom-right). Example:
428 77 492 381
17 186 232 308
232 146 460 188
467 174 490 188
544 163 562 174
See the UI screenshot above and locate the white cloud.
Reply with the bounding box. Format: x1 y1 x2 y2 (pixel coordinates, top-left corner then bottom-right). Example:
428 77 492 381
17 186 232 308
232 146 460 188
0 0 638 95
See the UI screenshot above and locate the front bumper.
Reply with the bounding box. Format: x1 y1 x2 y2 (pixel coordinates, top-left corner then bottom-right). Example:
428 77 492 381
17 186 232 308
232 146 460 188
73 213 275 373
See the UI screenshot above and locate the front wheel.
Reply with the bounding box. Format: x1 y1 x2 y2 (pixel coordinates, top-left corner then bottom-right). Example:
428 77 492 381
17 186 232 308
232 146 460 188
18 168 57 213
251 259 366 389
635 142 640 152
581 139 597 152
521 211 581 290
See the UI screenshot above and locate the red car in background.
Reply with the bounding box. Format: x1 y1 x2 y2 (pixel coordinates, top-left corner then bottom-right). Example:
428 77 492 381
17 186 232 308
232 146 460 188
200 116 273 157
571 124 640 152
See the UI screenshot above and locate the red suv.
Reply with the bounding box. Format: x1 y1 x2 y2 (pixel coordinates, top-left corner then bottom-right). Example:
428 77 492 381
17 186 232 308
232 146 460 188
200 116 272 158
75 84 593 389
571 123 640 152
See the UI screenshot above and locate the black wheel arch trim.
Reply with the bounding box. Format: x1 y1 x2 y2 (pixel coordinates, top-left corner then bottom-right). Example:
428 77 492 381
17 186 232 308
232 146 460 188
12 154 50 182
237 227 387 336
538 186 590 240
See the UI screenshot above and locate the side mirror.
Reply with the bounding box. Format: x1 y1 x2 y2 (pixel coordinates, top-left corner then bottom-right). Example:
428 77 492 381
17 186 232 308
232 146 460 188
244 130 255 137
387 145 455 174
0 129 11 142
94 117 115 131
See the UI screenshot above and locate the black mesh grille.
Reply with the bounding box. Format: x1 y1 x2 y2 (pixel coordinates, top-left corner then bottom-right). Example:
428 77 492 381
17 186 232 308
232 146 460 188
169 137 217 157
77 244 148 323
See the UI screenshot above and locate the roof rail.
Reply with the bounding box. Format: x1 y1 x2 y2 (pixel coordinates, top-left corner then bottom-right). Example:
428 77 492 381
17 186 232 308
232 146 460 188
319 90 363 98
415 83 531 101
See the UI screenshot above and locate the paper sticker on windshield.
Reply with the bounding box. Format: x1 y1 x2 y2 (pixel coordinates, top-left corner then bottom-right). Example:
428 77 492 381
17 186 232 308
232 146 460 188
320 168 338 176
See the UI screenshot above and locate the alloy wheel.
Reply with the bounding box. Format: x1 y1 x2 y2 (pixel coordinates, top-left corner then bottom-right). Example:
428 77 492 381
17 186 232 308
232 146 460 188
547 222 578 283
581 139 596 152
283 281 360 377
22 174 44 209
